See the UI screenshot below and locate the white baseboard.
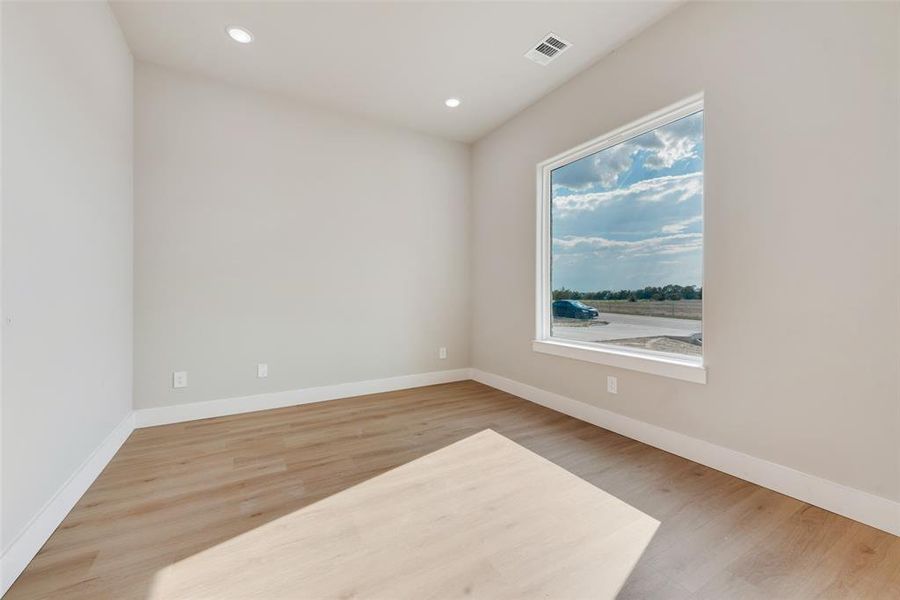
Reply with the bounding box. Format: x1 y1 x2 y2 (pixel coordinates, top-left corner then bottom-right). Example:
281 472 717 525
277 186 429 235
0 413 135 596
470 368 900 537
135 368 473 428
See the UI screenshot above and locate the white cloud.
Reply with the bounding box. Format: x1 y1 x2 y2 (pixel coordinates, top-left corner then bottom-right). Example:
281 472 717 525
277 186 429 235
554 172 702 214
552 112 702 191
660 215 703 234
553 144 636 191
553 232 702 258
641 115 702 170
591 144 635 188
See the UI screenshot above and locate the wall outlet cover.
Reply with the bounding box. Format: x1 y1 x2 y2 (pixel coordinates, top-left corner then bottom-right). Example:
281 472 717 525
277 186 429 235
173 371 188 389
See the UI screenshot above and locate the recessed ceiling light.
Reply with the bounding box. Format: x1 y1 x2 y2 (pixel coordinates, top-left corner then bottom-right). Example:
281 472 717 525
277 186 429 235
444 98 461 108
226 26 254 44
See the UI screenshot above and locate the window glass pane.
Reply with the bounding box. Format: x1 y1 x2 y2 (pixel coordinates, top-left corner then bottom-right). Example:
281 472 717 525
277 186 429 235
550 111 703 359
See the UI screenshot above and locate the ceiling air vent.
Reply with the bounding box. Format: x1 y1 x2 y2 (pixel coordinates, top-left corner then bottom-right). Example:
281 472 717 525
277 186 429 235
525 32 572 66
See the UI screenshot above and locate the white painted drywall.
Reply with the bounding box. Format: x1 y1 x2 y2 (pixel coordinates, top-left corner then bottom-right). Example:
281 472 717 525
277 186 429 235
1 1 134 551
134 63 470 408
471 2 900 502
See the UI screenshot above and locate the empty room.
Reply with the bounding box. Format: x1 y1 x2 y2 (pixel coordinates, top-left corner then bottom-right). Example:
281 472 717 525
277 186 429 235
2 1 900 598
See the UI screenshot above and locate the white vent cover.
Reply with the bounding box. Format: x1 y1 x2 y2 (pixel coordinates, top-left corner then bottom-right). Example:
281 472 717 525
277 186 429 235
525 32 572 66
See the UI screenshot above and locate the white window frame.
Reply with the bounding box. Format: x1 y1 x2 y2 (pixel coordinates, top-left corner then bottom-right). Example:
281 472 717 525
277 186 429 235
534 94 707 384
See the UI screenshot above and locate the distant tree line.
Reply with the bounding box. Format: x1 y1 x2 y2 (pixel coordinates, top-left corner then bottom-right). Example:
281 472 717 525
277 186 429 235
553 285 702 302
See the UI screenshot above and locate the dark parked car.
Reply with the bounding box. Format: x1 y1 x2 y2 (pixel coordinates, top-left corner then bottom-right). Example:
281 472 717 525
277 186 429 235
552 299 599 320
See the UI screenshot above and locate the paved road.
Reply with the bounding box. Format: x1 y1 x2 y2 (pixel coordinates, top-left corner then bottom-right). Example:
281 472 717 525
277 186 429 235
553 312 701 344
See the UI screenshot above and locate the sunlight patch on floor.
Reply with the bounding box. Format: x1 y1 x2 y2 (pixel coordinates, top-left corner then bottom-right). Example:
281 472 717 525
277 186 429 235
147 429 659 599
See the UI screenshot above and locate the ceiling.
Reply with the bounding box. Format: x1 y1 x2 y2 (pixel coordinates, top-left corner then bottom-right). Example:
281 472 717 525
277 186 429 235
110 1 679 143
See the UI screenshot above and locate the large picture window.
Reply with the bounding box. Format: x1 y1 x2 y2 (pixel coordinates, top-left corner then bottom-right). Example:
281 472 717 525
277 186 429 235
535 96 706 383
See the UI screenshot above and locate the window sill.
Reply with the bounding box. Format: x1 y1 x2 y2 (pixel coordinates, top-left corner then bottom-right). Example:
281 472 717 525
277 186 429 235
532 338 707 384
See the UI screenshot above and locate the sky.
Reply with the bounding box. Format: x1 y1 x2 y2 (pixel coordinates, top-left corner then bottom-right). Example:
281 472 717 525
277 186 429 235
551 111 703 292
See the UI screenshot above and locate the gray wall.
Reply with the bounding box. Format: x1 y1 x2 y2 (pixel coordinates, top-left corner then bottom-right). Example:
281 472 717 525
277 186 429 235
471 2 900 501
1 2 134 550
134 63 470 408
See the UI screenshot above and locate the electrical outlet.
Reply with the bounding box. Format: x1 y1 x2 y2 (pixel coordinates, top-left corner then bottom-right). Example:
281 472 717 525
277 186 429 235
607 375 617 394
173 371 188 389
257 363 268 378
439 347 447 360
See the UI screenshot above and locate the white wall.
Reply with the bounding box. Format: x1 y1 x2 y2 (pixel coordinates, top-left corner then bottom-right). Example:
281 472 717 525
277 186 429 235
1 0 133 552
471 2 900 502
134 63 470 409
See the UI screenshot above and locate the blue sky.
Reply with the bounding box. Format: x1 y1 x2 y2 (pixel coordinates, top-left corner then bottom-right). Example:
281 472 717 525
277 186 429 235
551 111 703 291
